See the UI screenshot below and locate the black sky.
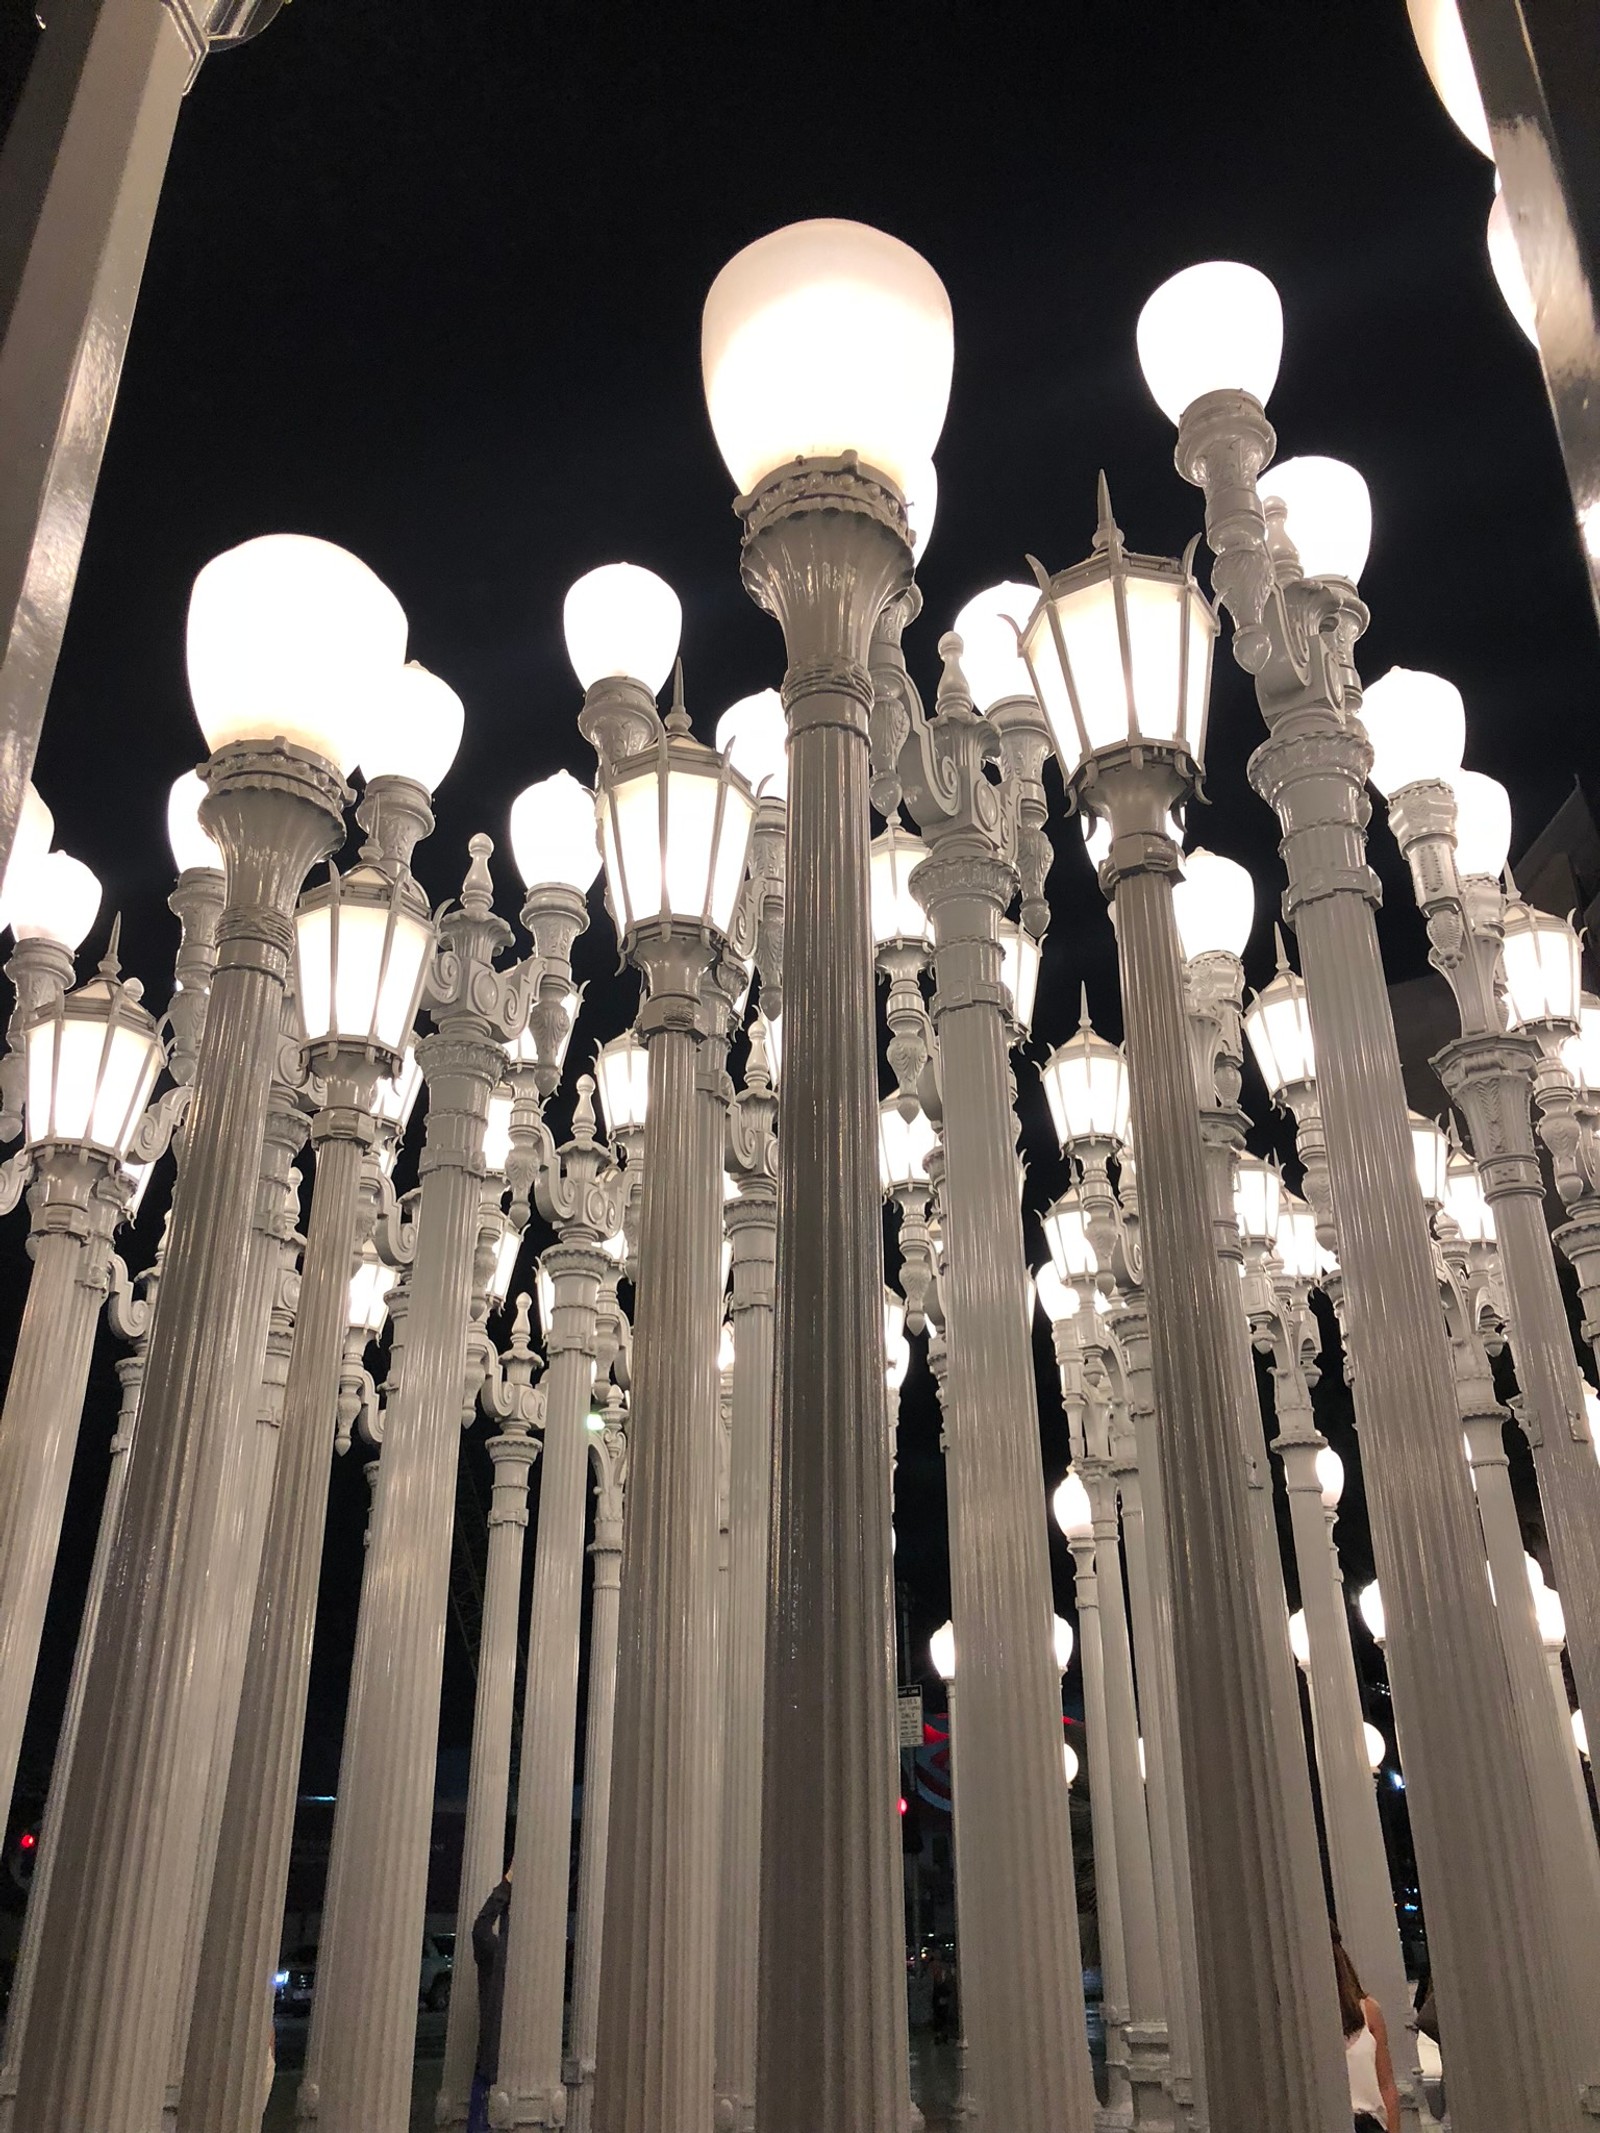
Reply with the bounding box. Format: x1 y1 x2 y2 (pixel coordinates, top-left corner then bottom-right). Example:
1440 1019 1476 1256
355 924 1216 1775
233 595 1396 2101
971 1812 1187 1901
2 0 1598 1814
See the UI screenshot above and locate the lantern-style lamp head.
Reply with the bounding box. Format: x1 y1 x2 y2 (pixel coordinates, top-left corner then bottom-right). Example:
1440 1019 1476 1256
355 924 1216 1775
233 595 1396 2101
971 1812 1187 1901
1041 1003 1130 1151
371 1044 424 1134
1560 994 1600 1096
1274 1194 1328 1286
715 689 789 803
1173 848 1254 963
509 770 603 896
1287 1609 1311 1667
347 1245 397 1339
482 1085 516 1177
1233 1155 1282 1247
997 920 1041 1035
1245 950 1317 1099
1035 1262 1080 1325
930 1619 957 1684
358 661 465 795
25 947 164 1157
952 582 1037 712
167 773 224 877
563 564 682 697
701 218 954 497
1449 770 1512 881
1053 1470 1093 1540
1136 262 1284 426
878 1094 936 1194
1020 484 1217 786
1363 1723 1388 1776
595 1031 649 1139
1316 1446 1346 1508
0 783 54 930
1042 1191 1099 1282
1406 0 1493 158
1360 668 1466 798
1358 1580 1386 1646
1443 1145 1496 1244
293 861 433 1065
597 711 755 944
1501 901 1582 1034
8 850 102 950
491 1225 525 1310
1257 456 1372 585
186 534 406 774
870 823 933 950
1409 1112 1450 1212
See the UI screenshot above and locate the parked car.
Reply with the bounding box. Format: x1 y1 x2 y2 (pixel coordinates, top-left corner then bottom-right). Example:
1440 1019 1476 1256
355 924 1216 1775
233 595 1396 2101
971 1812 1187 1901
272 1932 456 2020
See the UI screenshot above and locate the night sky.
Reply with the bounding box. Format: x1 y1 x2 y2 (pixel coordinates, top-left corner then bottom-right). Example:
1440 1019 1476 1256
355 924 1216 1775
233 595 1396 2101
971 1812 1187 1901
2 0 1598 1843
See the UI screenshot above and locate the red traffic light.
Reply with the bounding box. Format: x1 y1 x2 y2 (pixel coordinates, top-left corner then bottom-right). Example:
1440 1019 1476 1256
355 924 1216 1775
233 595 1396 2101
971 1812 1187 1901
19 1831 35 1850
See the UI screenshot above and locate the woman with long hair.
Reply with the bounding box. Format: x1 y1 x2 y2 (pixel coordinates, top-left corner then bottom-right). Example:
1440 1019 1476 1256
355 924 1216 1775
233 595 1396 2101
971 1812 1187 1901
1332 1925 1402 2133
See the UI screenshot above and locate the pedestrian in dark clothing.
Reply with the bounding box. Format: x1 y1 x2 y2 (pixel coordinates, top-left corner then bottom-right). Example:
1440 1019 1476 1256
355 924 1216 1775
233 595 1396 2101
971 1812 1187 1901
469 1864 512 2133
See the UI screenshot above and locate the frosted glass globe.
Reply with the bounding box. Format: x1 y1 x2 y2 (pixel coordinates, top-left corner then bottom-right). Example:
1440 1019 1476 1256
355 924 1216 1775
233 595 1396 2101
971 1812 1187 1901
167 771 223 875
509 769 601 893
1358 1581 1386 1645
563 563 681 695
702 218 954 495
0 783 54 928
1315 1445 1346 1508
1486 189 1538 347
1062 1742 1079 1787
1363 1723 1387 1775
359 662 465 793
1448 769 1512 879
1136 262 1284 425
1361 668 1466 796
1173 847 1254 961
1053 1615 1074 1673
186 533 407 773
1259 455 1373 584
929 1619 956 1682
952 582 1036 710
716 689 788 801
1287 1610 1310 1667
1407 0 1492 158
10 849 101 948
1053 1471 1092 1539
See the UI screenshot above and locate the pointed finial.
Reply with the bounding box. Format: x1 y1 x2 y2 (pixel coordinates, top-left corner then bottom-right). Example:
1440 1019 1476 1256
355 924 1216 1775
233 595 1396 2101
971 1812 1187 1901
572 1073 598 1146
1091 472 1126 559
462 833 496 917
935 632 974 719
1025 552 1053 599
665 658 691 736
747 1013 773 1090
1078 982 1092 1031
508 1292 535 1357
605 1380 627 1426
98 913 123 982
1502 860 1520 901
1272 921 1291 975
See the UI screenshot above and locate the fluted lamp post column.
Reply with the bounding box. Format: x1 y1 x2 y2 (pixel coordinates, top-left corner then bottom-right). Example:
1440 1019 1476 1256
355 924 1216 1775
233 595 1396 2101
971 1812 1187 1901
702 219 952 2133
15 533 397 2133
1017 484 1347 2129
581 579 756 2133
897 636 1096 2133
1146 263 1599 2127
181 694 443 2133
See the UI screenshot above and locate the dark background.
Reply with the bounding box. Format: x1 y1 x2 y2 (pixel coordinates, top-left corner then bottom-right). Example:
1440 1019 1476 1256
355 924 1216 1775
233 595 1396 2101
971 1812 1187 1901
1 0 1597 1898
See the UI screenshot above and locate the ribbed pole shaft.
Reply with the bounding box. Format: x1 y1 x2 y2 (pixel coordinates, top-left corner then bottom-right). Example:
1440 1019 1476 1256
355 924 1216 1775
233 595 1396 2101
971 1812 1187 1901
0 1156 121 1821
741 474 910 2133
1107 1316 1202 2131
927 1335 974 2125
1546 1646 1595 1830
436 1426 538 2127
594 986 722 2133
179 1083 375 2133
1440 1034 1600 1747
566 1439 626 2133
915 846 1094 2133
715 1187 777 2133
1110 851 1345 2133
1254 714 1598 2128
14 752 343 2133
0 1352 139 2133
1066 1530 1133 2127
495 1240 607 2130
300 1028 504 2133
1277 1437 1422 2132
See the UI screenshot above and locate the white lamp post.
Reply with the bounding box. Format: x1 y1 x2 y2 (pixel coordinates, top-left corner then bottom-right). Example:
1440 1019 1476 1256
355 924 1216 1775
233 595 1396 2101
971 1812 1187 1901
703 215 952 2133
163 771 226 1086
578 566 754 2133
1156 259 1595 2132
14 533 391 2131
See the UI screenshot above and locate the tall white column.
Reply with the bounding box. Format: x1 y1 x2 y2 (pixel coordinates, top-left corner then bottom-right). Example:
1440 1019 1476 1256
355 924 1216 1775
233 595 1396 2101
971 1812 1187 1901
299 839 531 2133
1180 382 1598 2127
738 462 912 2133
436 1305 543 2128
492 1097 618 2132
565 1410 627 2133
899 642 1095 2133
715 1056 777 2133
14 739 345 2132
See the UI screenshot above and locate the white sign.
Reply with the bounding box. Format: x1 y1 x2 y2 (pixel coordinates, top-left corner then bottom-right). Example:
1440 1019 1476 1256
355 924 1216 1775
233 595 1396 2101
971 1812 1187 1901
897 1688 924 1749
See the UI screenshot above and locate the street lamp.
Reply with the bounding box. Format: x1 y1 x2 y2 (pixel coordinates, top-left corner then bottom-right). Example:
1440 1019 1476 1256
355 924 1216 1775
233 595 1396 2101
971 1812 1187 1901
1021 476 1345 2129
704 214 954 2133
0 846 103 1138
16 532 395 2131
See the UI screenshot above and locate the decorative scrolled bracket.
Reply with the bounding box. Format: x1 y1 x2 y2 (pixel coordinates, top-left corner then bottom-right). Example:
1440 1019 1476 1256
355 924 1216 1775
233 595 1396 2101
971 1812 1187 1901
526 1075 624 1245
480 1292 546 1432
335 1332 378 1458
104 1251 154 1342
423 835 540 1046
868 585 924 817
125 1081 192 1170
895 634 1008 856
0 1147 32 1221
